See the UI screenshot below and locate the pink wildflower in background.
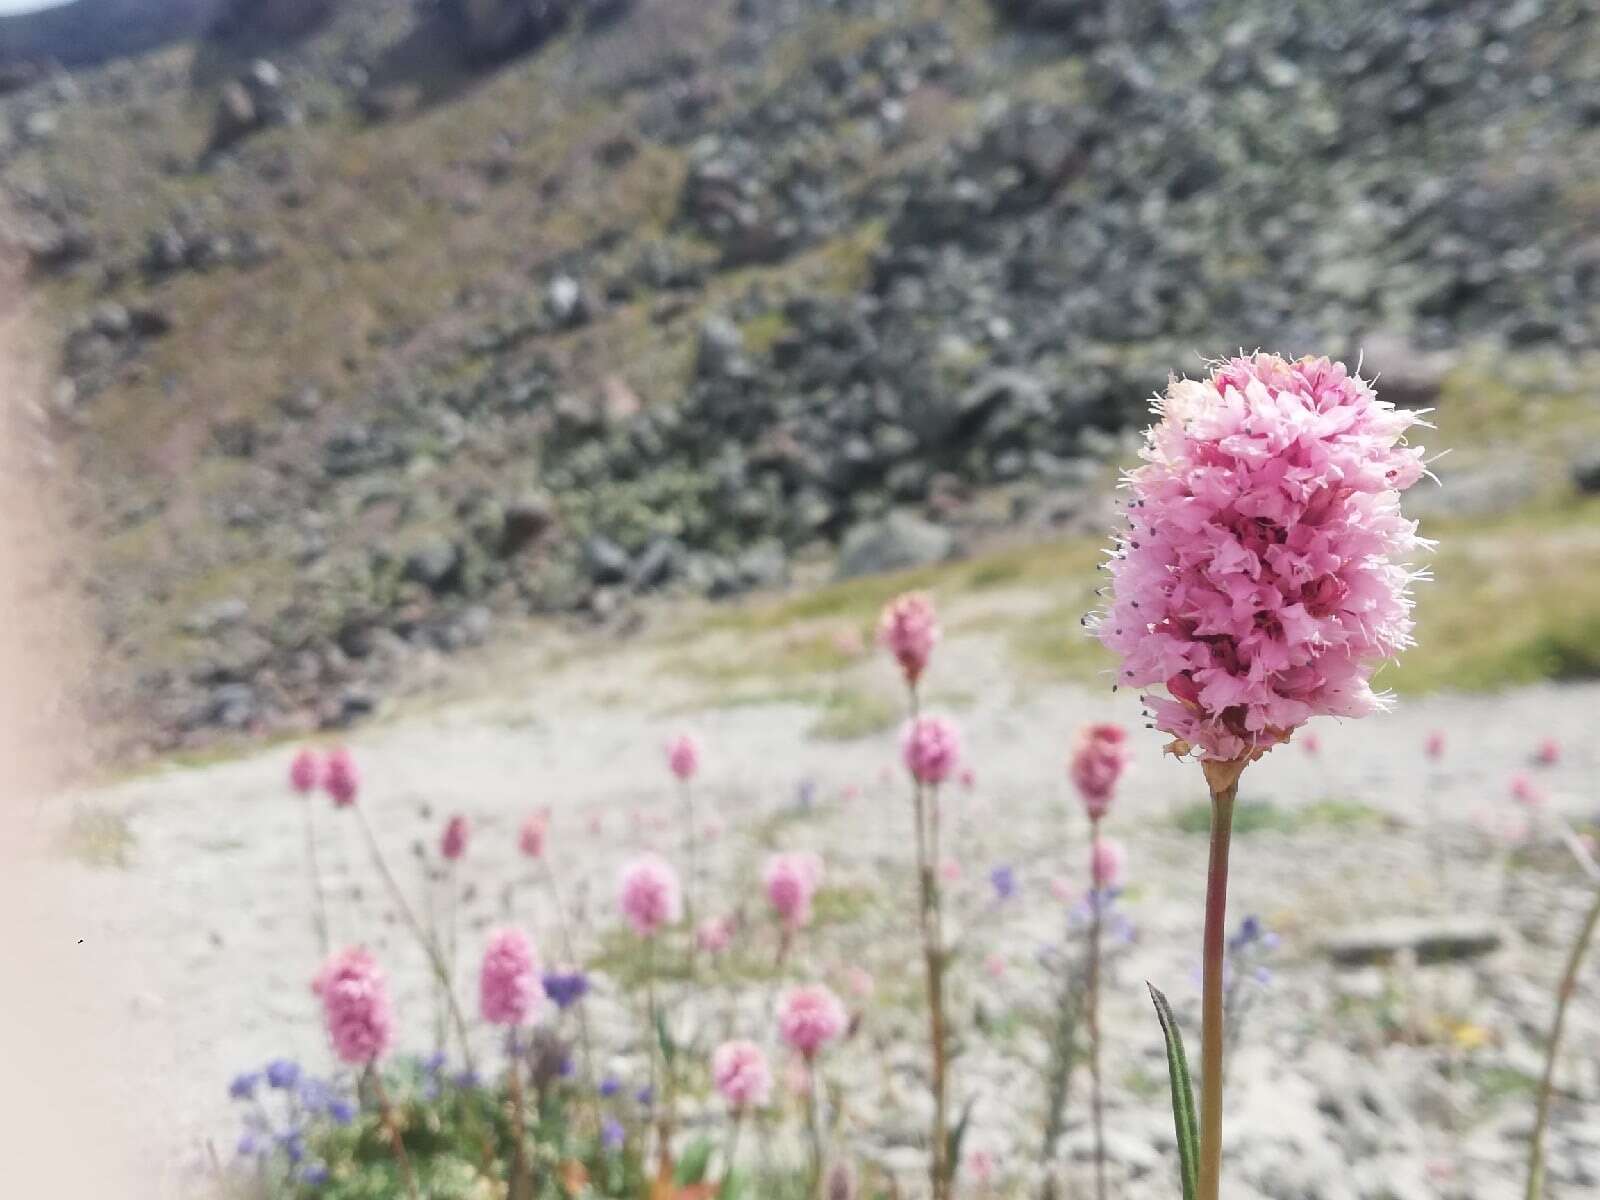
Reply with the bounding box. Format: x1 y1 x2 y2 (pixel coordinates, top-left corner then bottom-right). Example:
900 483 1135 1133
966 1149 997 1187
665 732 701 782
777 984 848 1060
983 953 1007 980
1070 723 1130 818
902 714 962 784
440 814 469 861
844 966 875 1000
618 854 683 937
323 746 359 807
1534 738 1560 767
1091 837 1127 890
711 1040 773 1111
479 928 541 1026
696 915 735 955
958 765 977 790
764 851 825 930
1425 730 1445 761
519 809 549 858
1301 731 1321 756
316 947 394 1065
879 592 940 685
1511 774 1544 808
939 858 962 884
1093 353 1428 761
1050 876 1073 903
289 747 321 794
588 813 604 837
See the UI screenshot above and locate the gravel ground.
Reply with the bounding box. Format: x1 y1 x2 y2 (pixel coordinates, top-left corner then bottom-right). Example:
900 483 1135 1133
26 626 1600 1199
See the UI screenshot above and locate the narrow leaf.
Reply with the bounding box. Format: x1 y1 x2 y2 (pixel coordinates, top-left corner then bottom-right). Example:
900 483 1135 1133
655 1008 677 1064
1148 983 1200 1200
943 1096 978 1187
674 1137 714 1185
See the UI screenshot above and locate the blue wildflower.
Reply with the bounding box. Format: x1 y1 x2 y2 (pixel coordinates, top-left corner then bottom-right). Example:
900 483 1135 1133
453 1070 480 1090
278 1131 305 1164
228 1072 261 1101
541 970 591 1011
989 864 1017 901
301 1163 330 1186
598 1076 621 1098
601 1117 625 1151
327 1098 357 1125
635 1085 654 1107
236 1133 262 1157
265 1060 301 1090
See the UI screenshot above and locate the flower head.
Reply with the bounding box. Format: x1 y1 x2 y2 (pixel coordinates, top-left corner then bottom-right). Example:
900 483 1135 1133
618 854 683 937
1534 738 1560 767
989 864 1017 902
322 747 359 808
902 714 962 785
601 1117 625 1151
1070 723 1130 818
1091 837 1127 891
519 808 550 858
1510 774 1544 808
665 733 701 782
316 947 394 1065
265 1059 300 1090
289 748 320 795
1094 353 1428 761
229 1072 260 1101
711 1039 774 1111
440 814 469 862
697 915 736 955
878 592 940 685
480 928 541 1026
763 851 824 930
541 969 590 1012
777 984 848 1060
1425 730 1445 761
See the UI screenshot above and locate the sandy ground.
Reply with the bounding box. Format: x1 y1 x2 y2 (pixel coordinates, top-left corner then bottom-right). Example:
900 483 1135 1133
27 622 1600 1198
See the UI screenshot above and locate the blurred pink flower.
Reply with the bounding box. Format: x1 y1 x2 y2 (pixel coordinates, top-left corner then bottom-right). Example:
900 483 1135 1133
519 809 550 858
618 854 682 937
983 952 1007 979
784 1056 812 1098
878 592 940 686
777 984 848 1060
666 733 701 782
322 746 359 808
1511 774 1544 808
696 915 735 955
958 766 977 790
842 783 862 803
479 928 541 1026
1049 876 1073 902
902 714 962 785
1534 738 1560 767
289 747 321 795
939 858 962 883
966 1149 997 1186
844 966 875 1000
588 813 604 837
764 851 824 930
440 814 469 861
1093 353 1428 761
1425 730 1446 761
1069 723 1130 819
1300 731 1321 757
711 1040 773 1111
1091 837 1127 890
316 947 393 1065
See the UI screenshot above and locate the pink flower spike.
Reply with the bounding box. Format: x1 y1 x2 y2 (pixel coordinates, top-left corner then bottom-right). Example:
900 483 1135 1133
902 714 962 785
711 1040 773 1111
1425 731 1446 761
618 854 683 937
1534 738 1560 767
777 984 848 1060
1069 723 1130 819
316 947 394 1065
696 915 735 955
878 592 940 685
1091 837 1127 890
289 747 321 795
1093 353 1429 761
322 746 359 808
519 809 550 858
665 733 701 782
764 851 825 931
440 814 469 862
479 928 541 1026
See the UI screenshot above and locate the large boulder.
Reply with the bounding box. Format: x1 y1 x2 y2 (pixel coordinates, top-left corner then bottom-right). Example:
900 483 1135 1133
835 511 955 579
448 0 574 62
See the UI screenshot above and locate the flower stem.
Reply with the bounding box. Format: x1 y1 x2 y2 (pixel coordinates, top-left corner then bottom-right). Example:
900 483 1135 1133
1526 882 1600 1200
1198 773 1239 1200
302 800 330 959
369 1066 420 1200
1087 818 1106 1200
508 1031 532 1200
806 1061 826 1200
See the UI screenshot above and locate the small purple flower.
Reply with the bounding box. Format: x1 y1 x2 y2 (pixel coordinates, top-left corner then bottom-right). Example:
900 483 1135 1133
236 1133 262 1157
542 970 591 1011
265 1060 301 1090
278 1131 305 1164
989 864 1017 902
453 1069 480 1090
301 1163 330 1186
598 1076 621 1098
601 1116 625 1151
229 1072 261 1101
422 1051 447 1074
328 1098 356 1125
635 1085 654 1107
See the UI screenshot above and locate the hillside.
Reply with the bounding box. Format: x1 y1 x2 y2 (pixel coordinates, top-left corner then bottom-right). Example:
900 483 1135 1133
2 0 1600 761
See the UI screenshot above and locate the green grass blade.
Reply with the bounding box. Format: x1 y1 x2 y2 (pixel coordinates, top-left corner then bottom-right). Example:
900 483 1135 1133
1148 983 1200 1200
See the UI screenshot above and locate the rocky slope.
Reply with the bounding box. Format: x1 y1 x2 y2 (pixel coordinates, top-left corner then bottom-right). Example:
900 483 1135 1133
2 0 1599 759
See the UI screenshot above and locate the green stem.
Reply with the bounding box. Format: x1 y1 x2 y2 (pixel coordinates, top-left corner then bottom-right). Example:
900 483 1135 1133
1526 883 1600 1200
1088 817 1106 1200
1198 777 1238 1200
369 1066 420 1200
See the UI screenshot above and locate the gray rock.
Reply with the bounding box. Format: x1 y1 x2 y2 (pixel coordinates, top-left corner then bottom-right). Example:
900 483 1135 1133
546 275 589 327
1321 917 1502 966
403 537 462 591
499 494 556 556
735 538 788 590
1571 446 1600 494
583 535 632 585
631 537 683 590
836 511 955 579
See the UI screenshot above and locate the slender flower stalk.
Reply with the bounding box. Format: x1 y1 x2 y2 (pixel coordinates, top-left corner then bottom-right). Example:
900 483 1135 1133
1092 354 1428 1200
290 749 331 958
1526 882 1600 1200
1085 820 1107 1200
778 985 846 1197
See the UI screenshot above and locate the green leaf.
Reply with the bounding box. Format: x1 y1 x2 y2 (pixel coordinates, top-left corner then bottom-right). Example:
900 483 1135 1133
1148 983 1200 1200
674 1136 714 1184
656 1007 677 1064
943 1095 978 1187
